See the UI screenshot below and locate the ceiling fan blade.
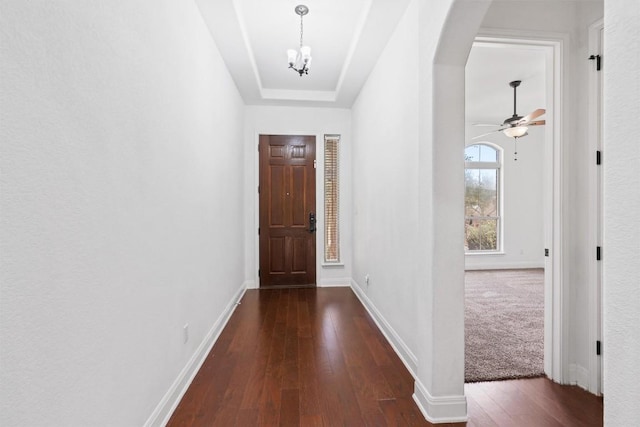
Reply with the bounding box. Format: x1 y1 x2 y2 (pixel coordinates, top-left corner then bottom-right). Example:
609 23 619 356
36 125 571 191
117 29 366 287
528 120 545 126
471 128 507 140
518 108 545 125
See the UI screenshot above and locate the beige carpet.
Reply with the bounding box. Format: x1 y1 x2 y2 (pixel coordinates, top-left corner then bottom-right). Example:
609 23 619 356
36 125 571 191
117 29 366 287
465 269 544 383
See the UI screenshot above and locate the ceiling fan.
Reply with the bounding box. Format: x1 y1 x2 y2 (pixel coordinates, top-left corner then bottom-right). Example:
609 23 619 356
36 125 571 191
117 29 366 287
472 80 545 141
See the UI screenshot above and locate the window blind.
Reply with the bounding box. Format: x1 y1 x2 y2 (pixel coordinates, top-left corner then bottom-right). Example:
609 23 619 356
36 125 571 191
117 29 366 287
324 136 340 262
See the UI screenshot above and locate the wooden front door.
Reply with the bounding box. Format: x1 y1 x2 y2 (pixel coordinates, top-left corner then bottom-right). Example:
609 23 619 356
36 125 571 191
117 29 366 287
259 135 316 287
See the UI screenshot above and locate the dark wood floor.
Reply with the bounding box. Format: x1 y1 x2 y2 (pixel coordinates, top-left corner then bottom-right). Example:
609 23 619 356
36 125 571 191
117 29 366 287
465 379 602 426
168 288 602 427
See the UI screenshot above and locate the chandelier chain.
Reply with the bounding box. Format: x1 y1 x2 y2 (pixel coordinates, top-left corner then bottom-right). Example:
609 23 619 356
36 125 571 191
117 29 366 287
299 14 304 47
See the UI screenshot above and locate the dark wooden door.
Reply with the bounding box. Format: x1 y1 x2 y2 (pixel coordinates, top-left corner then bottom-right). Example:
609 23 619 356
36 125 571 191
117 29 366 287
259 135 316 287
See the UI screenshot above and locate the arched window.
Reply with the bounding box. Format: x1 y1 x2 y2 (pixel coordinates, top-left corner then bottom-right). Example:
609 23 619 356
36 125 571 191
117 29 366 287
464 143 502 252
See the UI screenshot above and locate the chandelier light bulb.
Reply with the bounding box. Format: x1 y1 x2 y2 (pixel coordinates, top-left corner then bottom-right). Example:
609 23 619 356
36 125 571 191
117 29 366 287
300 46 311 62
287 49 297 67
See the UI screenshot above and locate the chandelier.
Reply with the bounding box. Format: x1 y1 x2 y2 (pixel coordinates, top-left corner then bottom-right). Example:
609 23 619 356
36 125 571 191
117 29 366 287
287 5 312 76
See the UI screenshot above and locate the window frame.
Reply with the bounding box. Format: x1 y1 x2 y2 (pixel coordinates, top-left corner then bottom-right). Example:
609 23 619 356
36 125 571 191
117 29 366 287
464 143 503 254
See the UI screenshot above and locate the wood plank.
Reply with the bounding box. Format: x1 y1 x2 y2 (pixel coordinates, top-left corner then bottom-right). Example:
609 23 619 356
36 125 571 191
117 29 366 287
279 388 300 427
282 290 299 389
466 393 498 427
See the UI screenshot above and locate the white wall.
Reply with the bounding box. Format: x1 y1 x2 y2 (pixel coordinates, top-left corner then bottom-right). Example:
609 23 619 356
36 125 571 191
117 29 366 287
603 0 640 424
417 1 494 420
481 0 604 388
351 0 420 372
243 106 352 288
352 0 492 421
0 1 245 425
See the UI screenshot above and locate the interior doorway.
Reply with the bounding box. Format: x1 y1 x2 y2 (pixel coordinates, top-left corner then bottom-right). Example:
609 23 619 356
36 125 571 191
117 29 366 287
464 34 563 382
258 135 317 288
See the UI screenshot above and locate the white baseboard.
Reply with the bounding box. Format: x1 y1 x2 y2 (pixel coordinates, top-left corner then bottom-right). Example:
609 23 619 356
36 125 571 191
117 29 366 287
318 277 350 287
350 279 417 377
144 283 247 427
413 379 468 424
569 363 590 391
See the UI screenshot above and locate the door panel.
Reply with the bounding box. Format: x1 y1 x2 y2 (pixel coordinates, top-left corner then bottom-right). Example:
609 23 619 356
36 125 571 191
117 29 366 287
291 166 307 226
270 166 286 226
269 237 286 273
259 135 316 287
292 237 308 272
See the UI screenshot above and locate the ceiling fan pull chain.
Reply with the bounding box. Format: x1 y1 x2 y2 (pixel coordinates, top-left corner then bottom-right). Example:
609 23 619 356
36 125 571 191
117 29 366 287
514 138 518 161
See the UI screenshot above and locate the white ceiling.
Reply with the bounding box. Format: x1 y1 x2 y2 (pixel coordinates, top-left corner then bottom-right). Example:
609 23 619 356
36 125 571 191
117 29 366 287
465 43 547 128
195 0 411 107
194 1 548 112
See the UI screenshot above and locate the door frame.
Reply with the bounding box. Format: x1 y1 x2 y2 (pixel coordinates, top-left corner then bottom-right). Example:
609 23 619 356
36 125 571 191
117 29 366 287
587 18 604 396
474 29 567 383
252 131 320 289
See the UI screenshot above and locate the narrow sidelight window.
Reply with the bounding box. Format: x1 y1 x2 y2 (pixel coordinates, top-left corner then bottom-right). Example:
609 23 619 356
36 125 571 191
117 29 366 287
324 135 340 262
465 143 502 252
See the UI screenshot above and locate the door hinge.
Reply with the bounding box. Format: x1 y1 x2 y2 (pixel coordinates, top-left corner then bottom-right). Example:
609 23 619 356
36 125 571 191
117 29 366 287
544 248 549 257
258 227 260 235
596 340 601 356
258 269 261 277
596 150 601 165
596 246 601 261
258 185 260 194
313 159 317 169
588 54 601 71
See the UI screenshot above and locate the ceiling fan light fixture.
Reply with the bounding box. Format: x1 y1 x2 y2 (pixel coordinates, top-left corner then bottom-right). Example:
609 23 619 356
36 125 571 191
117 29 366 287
503 126 528 138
